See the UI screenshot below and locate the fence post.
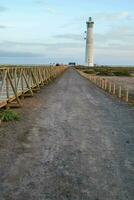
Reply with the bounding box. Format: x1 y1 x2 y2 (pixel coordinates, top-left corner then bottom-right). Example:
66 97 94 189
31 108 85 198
95 76 97 84
113 83 116 95
103 79 105 89
126 87 129 102
99 78 101 87
97 77 99 85
109 82 111 93
104 79 107 90
118 86 122 98
96 78 98 86
102 79 104 89
101 79 103 88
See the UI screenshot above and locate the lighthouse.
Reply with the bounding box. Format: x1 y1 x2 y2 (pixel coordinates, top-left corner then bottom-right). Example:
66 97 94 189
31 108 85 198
85 17 94 67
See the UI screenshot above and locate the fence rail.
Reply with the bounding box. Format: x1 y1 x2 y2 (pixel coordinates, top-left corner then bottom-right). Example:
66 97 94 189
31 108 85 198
78 70 134 104
0 66 67 108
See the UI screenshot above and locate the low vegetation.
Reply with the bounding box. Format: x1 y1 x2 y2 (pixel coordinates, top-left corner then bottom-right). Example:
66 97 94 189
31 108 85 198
75 66 134 77
83 69 95 74
0 109 20 122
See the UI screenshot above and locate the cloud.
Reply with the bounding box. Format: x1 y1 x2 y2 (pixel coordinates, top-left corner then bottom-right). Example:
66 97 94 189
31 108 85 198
0 6 7 12
45 42 83 49
0 50 42 57
34 0 43 4
34 0 62 15
95 11 132 21
54 34 82 41
63 11 134 29
0 40 84 61
95 42 134 52
0 25 7 29
95 26 134 44
108 43 134 51
93 23 134 65
1 40 83 49
35 0 47 4
1 41 45 47
45 7 63 15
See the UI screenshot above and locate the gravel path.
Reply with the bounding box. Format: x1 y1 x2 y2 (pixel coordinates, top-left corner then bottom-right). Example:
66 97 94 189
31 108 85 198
0 68 134 200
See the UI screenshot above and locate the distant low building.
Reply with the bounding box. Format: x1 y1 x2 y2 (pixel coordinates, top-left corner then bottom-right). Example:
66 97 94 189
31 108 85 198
56 63 60 66
68 62 76 67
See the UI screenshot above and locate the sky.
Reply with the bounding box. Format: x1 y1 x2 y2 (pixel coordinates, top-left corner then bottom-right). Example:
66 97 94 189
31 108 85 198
0 0 134 65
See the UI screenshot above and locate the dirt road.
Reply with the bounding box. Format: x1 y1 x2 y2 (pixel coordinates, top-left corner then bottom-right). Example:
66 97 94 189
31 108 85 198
0 68 134 200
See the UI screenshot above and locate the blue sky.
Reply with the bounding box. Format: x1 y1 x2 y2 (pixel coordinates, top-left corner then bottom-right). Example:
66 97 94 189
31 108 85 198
0 0 134 65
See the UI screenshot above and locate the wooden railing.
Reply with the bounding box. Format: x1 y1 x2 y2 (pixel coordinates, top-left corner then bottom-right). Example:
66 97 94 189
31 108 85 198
0 66 67 108
78 70 134 103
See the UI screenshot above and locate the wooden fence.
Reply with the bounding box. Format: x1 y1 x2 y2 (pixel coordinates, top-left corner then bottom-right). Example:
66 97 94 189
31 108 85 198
0 66 67 108
78 71 132 103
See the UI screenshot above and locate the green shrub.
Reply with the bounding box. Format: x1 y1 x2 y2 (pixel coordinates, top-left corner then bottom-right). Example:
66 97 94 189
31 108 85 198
96 69 113 76
83 70 95 74
113 71 131 76
94 67 131 76
0 109 20 122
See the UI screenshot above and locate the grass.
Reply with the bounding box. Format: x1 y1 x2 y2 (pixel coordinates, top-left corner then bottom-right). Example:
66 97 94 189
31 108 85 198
0 109 20 122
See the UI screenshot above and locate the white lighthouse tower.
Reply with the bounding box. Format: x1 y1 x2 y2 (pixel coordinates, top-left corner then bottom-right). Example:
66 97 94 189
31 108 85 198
85 17 94 67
